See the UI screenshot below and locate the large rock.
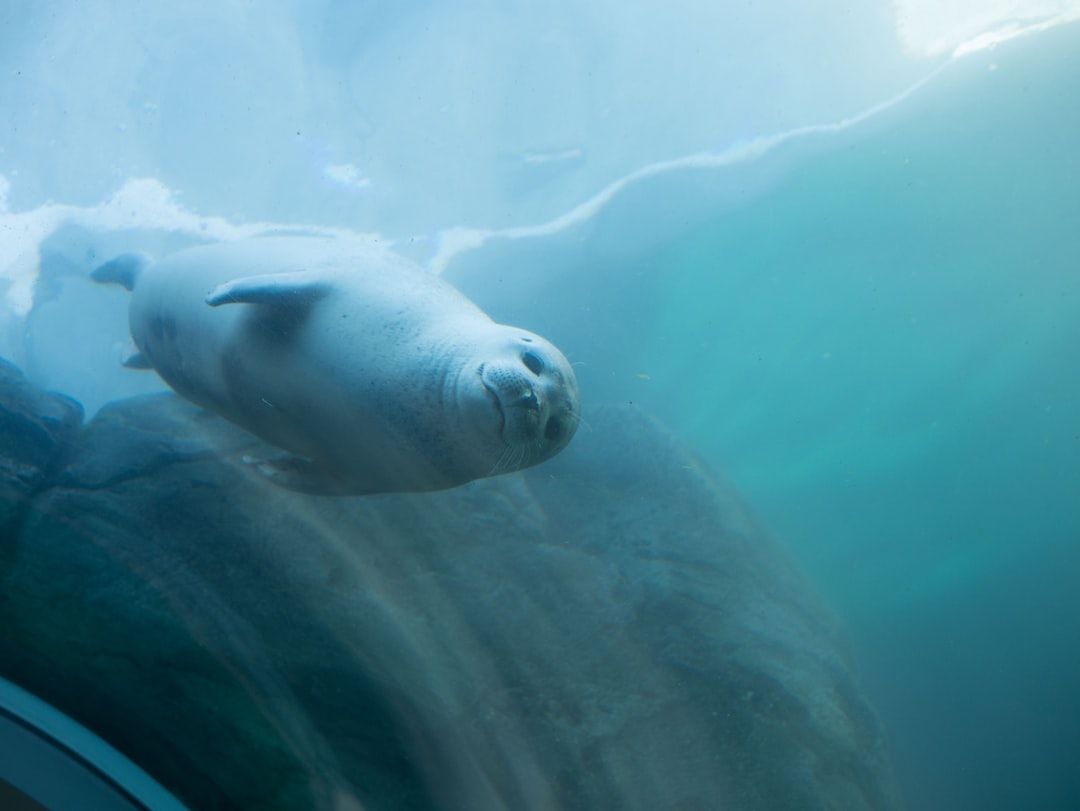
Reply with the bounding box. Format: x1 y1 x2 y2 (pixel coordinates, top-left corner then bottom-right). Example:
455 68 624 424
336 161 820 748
0 365 902 810
0 358 82 533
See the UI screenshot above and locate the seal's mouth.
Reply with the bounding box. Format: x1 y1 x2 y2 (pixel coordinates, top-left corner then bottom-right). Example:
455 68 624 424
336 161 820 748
478 363 506 438
479 363 545 445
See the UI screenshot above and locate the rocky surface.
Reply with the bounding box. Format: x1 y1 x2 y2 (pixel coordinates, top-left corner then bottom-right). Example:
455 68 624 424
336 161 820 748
0 359 903 810
0 359 82 533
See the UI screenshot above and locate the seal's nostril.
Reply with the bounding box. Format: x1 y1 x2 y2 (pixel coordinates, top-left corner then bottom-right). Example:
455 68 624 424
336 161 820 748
520 390 540 411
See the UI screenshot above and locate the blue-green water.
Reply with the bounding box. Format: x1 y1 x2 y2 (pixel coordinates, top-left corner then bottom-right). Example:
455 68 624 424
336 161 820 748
645 47 1080 615
640 34 1080 809
444 24 1080 809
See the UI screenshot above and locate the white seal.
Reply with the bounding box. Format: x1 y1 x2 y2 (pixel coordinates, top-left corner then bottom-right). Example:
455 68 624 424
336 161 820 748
92 236 579 495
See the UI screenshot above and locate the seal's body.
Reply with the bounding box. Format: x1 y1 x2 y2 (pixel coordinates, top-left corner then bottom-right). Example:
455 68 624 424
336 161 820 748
93 236 579 495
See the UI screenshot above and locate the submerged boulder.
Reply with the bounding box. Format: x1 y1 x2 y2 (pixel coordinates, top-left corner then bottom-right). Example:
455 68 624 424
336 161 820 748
0 358 82 533
0 361 902 811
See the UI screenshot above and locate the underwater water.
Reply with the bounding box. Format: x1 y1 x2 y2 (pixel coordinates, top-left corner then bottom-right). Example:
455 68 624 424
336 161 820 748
2 2 1079 810
640 42 1080 810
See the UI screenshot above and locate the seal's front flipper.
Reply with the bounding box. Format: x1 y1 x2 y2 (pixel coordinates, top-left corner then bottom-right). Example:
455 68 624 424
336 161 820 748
206 272 333 307
243 452 358 496
121 347 153 369
91 253 152 291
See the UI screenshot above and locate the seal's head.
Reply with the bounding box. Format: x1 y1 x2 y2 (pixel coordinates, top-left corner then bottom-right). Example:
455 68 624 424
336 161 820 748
465 327 579 474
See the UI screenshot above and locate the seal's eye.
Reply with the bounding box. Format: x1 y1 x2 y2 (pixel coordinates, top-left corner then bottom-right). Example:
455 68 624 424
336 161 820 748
522 352 544 375
545 418 562 441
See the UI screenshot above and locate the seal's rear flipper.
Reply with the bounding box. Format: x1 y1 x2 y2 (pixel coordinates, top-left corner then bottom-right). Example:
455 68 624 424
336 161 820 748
91 253 151 291
243 452 359 496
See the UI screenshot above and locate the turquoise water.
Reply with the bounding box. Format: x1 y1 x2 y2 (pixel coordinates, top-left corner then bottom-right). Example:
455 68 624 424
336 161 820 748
645 47 1080 615
638 32 1080 809
446 24 1080 808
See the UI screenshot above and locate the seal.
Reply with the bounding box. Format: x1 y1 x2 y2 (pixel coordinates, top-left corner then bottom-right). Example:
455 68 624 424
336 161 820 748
92 236 579 495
